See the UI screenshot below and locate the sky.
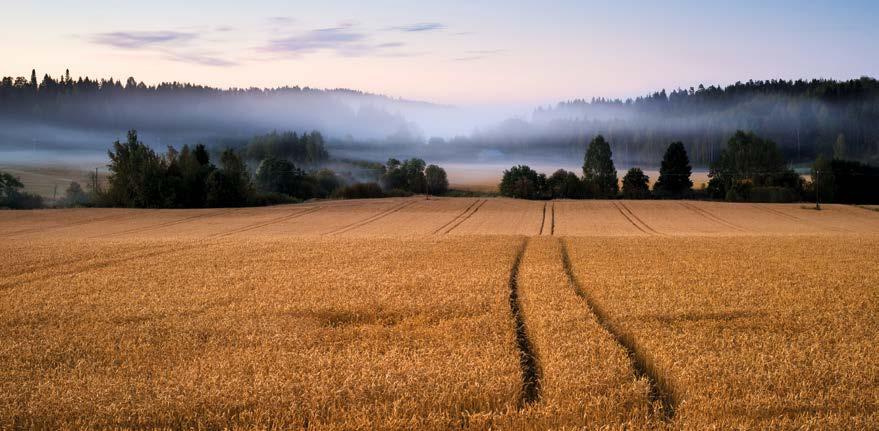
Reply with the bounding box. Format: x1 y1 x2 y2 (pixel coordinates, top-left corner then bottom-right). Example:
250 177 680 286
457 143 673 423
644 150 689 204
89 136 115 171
1 0 878 106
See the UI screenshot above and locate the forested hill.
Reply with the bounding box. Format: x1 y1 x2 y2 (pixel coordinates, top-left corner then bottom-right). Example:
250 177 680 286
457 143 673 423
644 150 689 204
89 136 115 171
521 78 879 166
0 69 436 152
1 69 878 167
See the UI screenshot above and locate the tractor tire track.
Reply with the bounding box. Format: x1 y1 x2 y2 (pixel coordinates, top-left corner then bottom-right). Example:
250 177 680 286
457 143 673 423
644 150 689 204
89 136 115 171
612 201 649 235
327 200 416 236
680 202 746 233
619 202 663 235
94 208 236 239
508 238 541 407
1 212 132 238
538 202 547 236
559 239 676 420
750 204 802 222
431 199 480 234
442 199 487 235
550 202 556 236
0 242 208 292
2 241 179 280
751 204 855 233
210 206 321 238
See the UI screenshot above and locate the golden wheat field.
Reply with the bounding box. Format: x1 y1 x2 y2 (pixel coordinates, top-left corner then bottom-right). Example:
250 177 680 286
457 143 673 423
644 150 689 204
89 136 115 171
2 197 879 429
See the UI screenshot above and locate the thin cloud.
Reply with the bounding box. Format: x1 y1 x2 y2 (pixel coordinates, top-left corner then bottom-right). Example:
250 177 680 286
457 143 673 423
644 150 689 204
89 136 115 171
467 49 505 55
89 31 196 49
267 16 296 26
453 56 487 62
387 22 446 32
263 25 408 57
164 51 237 67
453 49 505 62
88 30 235 67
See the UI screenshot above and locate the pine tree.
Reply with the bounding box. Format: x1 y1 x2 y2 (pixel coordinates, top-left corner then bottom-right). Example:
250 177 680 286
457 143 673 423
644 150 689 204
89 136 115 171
654 142 693 197
583 135 618 198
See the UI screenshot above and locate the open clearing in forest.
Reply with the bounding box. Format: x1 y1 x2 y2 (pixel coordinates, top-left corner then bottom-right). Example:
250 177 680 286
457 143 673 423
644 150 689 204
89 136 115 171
1 197 878 429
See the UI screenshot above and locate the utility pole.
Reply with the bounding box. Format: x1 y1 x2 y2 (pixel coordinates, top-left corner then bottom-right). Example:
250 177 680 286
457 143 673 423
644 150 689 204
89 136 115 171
815 169 821 210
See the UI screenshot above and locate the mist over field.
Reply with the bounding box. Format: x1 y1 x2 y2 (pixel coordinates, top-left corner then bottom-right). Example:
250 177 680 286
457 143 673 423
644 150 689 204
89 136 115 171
2 72 878 176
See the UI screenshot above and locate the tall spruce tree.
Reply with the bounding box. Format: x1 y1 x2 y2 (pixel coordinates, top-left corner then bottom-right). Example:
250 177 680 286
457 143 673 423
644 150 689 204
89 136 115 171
583 135 618 198
654 141 693 197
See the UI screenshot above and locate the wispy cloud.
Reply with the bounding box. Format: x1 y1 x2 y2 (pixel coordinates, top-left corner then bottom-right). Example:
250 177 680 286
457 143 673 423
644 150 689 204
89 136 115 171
387 22 446 32
263 25 409 57
164 51 237 67
88 30 237 67
453 49 505 62
89 31 196 49
267 16 296 26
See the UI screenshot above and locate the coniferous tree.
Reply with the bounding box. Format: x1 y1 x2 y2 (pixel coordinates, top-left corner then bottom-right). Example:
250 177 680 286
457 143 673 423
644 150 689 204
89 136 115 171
654 142 693 197
583 135 618 198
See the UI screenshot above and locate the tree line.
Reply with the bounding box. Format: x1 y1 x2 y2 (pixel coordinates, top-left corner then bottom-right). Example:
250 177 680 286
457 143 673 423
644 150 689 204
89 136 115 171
488 77 879 166
0 129 452 209
499 131 879 204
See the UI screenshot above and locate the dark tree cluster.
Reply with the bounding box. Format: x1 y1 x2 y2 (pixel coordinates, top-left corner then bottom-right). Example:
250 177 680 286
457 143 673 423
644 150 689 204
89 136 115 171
500 131 821 202
99 130 346 208
812 157 879 204
103 130 254 208
0 171 43 209
498 166 587 200
707 131 803 202
380 158 448 195
242 131 329 165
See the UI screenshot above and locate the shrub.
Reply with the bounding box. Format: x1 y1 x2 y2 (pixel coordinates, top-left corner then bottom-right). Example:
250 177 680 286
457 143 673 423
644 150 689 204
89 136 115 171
332 182 385 199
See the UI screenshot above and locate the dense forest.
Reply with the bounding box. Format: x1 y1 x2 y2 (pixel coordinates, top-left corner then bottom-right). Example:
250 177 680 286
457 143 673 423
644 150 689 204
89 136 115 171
520 78 879 166
0 69 428 152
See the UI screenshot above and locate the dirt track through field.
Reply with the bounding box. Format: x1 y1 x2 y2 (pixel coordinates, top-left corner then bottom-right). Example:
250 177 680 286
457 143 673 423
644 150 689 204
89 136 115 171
325 200 416 235
431 199 481 234
0 242 208 292
97 208 237 238
442 199 487 234
611 201 649 234
558 238 676 420
538 203 547 235
508 238 541 407
679 202 747 233
210 206 322 238
0 212 130 238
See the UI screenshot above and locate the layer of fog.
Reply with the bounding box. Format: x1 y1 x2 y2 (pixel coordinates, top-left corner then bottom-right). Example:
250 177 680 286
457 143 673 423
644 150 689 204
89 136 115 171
1 87 870 177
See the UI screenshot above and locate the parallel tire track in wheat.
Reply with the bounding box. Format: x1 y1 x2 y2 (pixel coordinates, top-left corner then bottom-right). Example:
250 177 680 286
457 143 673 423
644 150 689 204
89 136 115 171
442 200 487 235
559 238 676 420
1 212 131 238
0 242 209 291
210 206 322 238
95 208 237 238
431 199 480 234
619 202 663 235
680 202 747 233
508 238 541 407
611 201 649 235
327 200 416 235
750 204 802 221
